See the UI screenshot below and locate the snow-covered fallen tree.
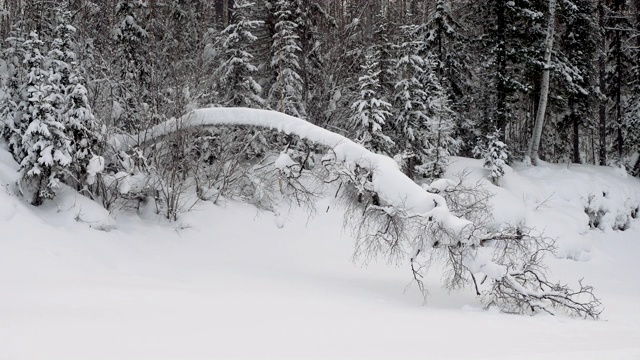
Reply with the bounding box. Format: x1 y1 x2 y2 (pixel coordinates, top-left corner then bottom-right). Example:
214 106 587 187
114 108 462 220
106 107 600 318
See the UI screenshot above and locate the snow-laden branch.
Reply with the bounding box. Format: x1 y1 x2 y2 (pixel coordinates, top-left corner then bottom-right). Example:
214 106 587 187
115 107 469 230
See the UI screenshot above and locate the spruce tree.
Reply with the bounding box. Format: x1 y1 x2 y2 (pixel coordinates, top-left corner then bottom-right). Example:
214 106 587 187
556 0 598 164
422 0 472 155
604 0 634 163
269 0 305 118
390 25 457 179
49 6 99 187
113 0 150 132
479 128 509 185
391 25 432 177
350 47 393 154
0 25 26 159
214 0 266 108
18 31 72 205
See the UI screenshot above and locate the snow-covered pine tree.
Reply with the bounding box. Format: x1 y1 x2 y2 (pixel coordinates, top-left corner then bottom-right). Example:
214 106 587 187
113 0 150 133
350 47 393 154
17 31 72 205
422 0 473 156
481 128 509 185
392 25 430 177
392 25 456 179
555 0 598 164
269 0 305 118
292 0 327 123
371 7 397 100
470 0 546 143
214 0 266 108
0 24 26 159
604 0 634 163
419 68 458 180
49 6 100 188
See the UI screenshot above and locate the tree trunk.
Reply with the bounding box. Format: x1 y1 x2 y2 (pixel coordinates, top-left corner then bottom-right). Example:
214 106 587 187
572 110 581 163
598 0 607 166
526 0 556 165
495 1 507 141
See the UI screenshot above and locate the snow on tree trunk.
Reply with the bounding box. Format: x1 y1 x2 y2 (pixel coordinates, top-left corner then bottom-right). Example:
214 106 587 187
526 0 556 166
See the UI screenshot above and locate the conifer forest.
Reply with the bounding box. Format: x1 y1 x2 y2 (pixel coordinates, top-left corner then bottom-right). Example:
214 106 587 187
2 0 639 205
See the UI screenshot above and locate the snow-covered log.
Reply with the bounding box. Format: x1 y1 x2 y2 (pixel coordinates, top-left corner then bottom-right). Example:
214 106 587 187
116 107 470 231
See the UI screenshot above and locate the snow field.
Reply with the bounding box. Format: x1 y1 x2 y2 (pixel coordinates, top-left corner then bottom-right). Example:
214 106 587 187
1 148 640 359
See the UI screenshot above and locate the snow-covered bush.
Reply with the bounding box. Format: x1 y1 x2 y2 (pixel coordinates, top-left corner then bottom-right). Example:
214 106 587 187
584 189 638 231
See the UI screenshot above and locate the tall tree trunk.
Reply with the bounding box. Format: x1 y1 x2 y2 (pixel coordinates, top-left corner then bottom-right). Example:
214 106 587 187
526 0 556 165
598 0 607 166
495 0 507 141
572 109 581 163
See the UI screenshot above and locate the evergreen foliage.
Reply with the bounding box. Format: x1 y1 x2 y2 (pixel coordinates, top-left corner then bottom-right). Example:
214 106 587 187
350 47 393 154
213 0 265 108
477 129 509 185
17 31 72 205
269 0 306 118
113 0 150 132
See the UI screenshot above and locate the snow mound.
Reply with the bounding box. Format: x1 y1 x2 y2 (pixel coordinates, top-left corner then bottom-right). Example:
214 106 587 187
447 157 640 260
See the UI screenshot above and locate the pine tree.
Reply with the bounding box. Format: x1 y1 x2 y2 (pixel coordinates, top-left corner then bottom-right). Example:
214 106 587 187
214 0 265 108
49 6 99 187
113 0 150 132
419 73 458 180
390 25 458 179
472 0 546 143
350 47 393 154
291 0 327 122
481 128 509 185
269 0 305 118
555 0 598 164
17 31 72 205
603 0 634 163
391 25 432 177
0 25 26 159
422 0 473 156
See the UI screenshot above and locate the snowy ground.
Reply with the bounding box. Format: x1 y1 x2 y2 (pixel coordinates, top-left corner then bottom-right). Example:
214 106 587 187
1 149 640 359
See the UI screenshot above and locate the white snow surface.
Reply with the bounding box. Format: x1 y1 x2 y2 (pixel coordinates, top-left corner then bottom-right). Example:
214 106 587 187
2 147 640 359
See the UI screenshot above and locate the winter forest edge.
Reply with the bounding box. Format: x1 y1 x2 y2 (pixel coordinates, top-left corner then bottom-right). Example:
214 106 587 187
1 0 640 320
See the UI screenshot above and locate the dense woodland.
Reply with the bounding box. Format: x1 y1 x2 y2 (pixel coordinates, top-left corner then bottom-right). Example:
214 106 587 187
0 0 639 207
